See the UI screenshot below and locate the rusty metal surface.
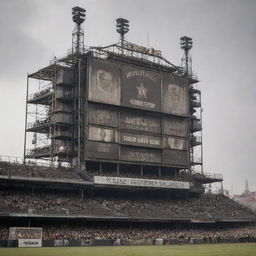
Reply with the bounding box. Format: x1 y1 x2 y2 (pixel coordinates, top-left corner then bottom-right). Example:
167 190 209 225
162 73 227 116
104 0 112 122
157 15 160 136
88 103 118 127
163 136 187 150
120 132 162 148
121 65 161 111
88 58 120 105
162 149 188 166
162 116 187 137
86 141 119 160
55 102 72 113
56 69 74 86
162 73 188 116
88 125 118 143
52 113 72 124
120 146 161 163
120 110 161 134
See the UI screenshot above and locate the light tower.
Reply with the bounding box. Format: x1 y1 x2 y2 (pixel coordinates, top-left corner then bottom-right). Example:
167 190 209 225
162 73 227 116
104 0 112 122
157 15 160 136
72 6 86 53
180 36 193 77
180 36 203 174
116 18 129 48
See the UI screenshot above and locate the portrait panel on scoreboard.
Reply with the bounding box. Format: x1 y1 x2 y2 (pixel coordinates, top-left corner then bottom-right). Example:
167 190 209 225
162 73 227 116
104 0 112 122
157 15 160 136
162 73 188 116
121 65 161 111
163 136 187 151
89 58 121 105
88 125 118 143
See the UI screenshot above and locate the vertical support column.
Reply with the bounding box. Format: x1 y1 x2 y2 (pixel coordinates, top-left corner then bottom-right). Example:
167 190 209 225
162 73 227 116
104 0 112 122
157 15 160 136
81 188 84 200
100 162 102 173
200 93 203 174
51 63 57 166
77 58 82 170
140 166 143 177
23 74 29 163
117 163 120 175
158 167 161 177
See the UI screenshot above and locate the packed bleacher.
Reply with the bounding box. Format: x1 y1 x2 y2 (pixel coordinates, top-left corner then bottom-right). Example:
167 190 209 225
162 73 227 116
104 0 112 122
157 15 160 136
0 161 255 247
0 161 81 180
0 190 254 220
0 224 255 241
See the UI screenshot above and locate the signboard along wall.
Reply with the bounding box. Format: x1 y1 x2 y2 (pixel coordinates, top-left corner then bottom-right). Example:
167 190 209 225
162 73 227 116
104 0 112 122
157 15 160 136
94 176 190 189
120 109 161 134
121 65 161 111
120 146 161 163
88 58 121 106
162 149 188 166
120 131 162 148
162 73 188 116
86 141 119 160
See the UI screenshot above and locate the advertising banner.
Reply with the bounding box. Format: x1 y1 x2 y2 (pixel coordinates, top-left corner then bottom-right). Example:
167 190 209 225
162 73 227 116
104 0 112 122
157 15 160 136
120 110 161 134
121 65 161 111
54 239 69 247
120 146 161 163
120 132 162 148
94 176 190 189
18 239 42 248
86 141 119 160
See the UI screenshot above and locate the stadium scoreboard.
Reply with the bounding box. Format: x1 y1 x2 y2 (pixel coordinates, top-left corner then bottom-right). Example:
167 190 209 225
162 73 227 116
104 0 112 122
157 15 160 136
86 56 189 168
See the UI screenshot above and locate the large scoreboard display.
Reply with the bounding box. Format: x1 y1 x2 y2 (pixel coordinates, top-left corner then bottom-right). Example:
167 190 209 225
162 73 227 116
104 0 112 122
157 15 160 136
86 57 189 168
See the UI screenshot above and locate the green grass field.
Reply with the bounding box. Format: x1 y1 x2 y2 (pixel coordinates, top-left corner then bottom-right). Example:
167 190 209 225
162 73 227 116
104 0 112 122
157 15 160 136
0 243 256 256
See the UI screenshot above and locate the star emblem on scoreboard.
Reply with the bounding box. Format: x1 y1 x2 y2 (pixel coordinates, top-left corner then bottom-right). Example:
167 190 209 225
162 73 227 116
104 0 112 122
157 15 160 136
136 82 148 99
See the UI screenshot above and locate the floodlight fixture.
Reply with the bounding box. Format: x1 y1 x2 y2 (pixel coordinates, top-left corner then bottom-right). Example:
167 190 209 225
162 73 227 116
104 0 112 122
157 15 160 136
116 18 129 40
180 36 193 51
72 6 86 25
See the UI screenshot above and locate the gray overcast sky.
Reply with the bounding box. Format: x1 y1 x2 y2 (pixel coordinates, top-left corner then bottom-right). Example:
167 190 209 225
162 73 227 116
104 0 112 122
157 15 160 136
0 0 255 194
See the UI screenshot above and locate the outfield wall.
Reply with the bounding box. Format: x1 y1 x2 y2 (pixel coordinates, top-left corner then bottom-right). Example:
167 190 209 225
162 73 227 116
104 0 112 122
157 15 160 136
0 237 255 248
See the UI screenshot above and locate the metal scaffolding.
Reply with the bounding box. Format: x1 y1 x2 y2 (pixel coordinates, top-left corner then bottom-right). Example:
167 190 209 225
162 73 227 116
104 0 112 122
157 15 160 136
180 36 203 174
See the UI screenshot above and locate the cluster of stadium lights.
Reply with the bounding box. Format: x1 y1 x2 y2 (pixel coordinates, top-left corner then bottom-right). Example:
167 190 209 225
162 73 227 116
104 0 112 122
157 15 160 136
116 18 130 40
72 6 86 25
71 6 193 55
180 36 193 51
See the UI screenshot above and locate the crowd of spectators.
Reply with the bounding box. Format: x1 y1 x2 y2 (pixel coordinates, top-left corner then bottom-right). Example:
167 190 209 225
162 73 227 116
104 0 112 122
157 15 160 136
0 161 201 184
9 228 42 240
0 224 255 241
0 161 81 180
0 190 254 220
